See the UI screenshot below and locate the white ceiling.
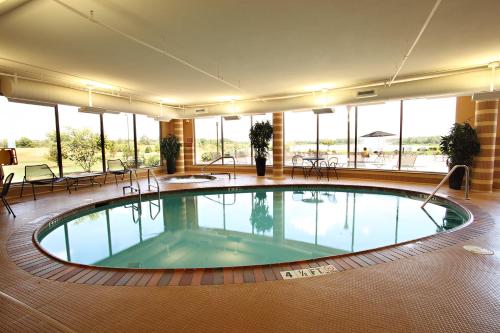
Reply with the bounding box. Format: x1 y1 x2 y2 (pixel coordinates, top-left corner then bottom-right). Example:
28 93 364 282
1 0 499 105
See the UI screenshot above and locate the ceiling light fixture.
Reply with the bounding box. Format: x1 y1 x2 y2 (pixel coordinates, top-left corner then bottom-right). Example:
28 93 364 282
151 102 172 122
312 108 335 114
78 87 119 114
472 61 500 101
223 115 241 121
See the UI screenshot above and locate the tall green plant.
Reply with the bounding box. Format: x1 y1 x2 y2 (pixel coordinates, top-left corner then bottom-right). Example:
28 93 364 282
249 120 273 160
440 122 480 166
160 134 181 161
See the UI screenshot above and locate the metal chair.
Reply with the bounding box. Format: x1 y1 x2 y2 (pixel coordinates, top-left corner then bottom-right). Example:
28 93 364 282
104 159 132 185
319 157 339 180
20 164 69 200
1 173 16 217
291 155 307 178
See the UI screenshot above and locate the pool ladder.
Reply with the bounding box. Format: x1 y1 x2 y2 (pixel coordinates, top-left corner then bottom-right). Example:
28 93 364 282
124 169 163 222
421 165 470 208
147 169 161 220
201 156 236 179
123 170 142 223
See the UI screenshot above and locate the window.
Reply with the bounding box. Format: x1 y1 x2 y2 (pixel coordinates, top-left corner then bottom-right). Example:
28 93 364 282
401 97 455 172
284 111 317 165
356 101 401 170
135 114 160 168
103 113 135 168
194 117 222 164
318 106 349 166
58 105 102 174
0 101 58 182
222 116 252 165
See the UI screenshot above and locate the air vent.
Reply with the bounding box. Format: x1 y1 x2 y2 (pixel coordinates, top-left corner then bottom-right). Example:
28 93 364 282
195 108 208 114
312 108 335 114
356 89 377 98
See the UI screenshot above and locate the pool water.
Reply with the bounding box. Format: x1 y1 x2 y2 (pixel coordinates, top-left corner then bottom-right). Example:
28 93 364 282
37 186 469 269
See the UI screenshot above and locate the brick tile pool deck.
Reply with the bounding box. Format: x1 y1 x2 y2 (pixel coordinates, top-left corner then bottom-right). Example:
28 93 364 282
1 175 499 332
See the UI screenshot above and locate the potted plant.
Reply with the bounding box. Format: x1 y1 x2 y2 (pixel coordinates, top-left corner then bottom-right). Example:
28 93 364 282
249 120 273 176
249 191 273 233
160 134 182 174
440 122 480 190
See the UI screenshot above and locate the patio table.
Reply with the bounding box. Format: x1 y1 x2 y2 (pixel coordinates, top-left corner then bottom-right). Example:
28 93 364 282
66 172 104 191
303 157 325 178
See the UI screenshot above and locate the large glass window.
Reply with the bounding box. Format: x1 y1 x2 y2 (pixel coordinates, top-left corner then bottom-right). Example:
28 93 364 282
135 115 160 168
58 105 102 174
194 114 273 165
356 101 401 170
284 111 317 165
222 116 252 165
194 117 222 164
319 106 349 166
401 97 455 172
0 101 58 182
103 113 135 168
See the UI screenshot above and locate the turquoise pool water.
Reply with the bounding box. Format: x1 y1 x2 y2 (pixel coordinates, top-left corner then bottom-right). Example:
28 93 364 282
37 186 469 269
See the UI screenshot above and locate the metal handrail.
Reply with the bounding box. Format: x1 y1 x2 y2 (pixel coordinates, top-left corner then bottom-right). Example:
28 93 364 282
146 168 161 220
201 156 236 179
123 169 142 205
421 164 470 208
147 169 160 195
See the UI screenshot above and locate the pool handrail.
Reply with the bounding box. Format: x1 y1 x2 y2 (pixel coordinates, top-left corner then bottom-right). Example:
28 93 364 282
123 169 142 208
147 169 160 197
147 169 161 220
201 156 236 179
421 164 470 208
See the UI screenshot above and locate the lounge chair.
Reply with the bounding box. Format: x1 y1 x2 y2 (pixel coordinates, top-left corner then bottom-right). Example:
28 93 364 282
104 159 132 185
1 173 16 217
20 164 69 200
291 155 307 178
400 153 417 170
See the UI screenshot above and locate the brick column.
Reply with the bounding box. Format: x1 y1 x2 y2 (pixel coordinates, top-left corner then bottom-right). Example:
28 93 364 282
272 112 284 178
494 101 500 189
173 119 185 173
472 100 498 191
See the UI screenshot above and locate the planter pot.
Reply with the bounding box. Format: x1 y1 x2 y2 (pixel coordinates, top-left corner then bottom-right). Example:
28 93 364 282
167 158 177 174
255 157 267 176
448 166 465 190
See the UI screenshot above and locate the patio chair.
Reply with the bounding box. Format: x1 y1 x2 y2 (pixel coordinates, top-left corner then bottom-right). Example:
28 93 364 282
20 164 69 200
400 153 417 170
104 159 132 185
1 173 16 217
291 155 307 178
319 157 339 180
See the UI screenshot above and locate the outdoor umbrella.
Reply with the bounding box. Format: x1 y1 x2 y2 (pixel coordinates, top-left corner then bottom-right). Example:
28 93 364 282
361 131 396 152
361 131 396 138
